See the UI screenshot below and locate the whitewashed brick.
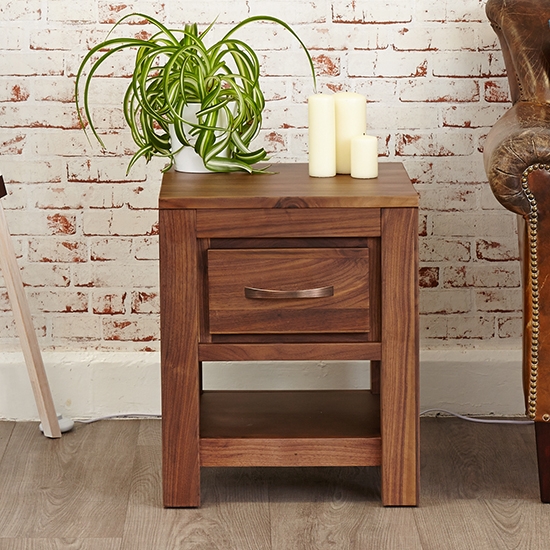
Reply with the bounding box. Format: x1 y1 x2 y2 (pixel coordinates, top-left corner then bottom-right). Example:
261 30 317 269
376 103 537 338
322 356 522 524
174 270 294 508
102 316 160 341
419 238 471 262
367 104 440 131
82 209 157 237
0 27 24 49
393 25 477 52
90 237 133 261
51 314 101 340
92 290 127 315
348 50 429 78
5 209 77 236
98 1 166 25
28 289 88 313
67 158 147 183
0 104 80 129
47 0 96 22
416 184 478 211
430 154 489 184
28 238 88 263
396 132 474 157
484 80 511 103
0 80 30 102
398 79 479 102
0 53 65 77
432 212 516 238
422 314 496 340
420 289 472 314
295 24 387 51
0 1 42 20
263 104 308 129
432 51 505 78
20 264 71 287
475 289 522 312
476 238 520 262
443 265 520 288
0 132 26 155
259 51 321 79
72 262 158 288
498 315 522 339
131 291 159 314
332 1 412 24
443 104 509 128
168 1 251 25
133 237 159 260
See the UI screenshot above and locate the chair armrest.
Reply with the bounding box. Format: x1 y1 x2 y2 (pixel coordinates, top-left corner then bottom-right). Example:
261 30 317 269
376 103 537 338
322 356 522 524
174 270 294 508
483 102 550 216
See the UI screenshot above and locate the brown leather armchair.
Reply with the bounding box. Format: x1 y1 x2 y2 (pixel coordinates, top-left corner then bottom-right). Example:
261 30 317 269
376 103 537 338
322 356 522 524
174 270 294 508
484 0 550 502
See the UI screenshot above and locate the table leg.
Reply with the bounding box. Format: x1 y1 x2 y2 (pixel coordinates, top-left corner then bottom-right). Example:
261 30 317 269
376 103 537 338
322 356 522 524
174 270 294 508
380 207 419 506
160 209 200 507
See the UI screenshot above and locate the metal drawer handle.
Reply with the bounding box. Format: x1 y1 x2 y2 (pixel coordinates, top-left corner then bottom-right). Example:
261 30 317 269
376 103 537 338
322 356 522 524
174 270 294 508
244 285 334 300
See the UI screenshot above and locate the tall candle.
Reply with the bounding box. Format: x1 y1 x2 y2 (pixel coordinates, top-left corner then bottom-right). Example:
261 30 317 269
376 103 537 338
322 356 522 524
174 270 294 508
351 135 378 179
334 92 367 174
308 94 336 177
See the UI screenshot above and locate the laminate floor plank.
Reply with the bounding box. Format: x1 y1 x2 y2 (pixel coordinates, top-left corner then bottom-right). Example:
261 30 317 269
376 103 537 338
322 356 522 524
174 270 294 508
0 421 139 539
0 539 121 550
419 417 539 501
121 444 271 550
267 467 423 550
0 420 15 461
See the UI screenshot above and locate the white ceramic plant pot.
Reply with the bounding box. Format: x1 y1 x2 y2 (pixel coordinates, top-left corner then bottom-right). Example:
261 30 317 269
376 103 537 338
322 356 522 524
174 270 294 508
169 103 230 173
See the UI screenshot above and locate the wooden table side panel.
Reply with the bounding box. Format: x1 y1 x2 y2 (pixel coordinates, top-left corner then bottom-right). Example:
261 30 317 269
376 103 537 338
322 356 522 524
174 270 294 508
198 342 382 361
200 438 382 467
380 207 419 506
196 209 381 238
160 209 201 507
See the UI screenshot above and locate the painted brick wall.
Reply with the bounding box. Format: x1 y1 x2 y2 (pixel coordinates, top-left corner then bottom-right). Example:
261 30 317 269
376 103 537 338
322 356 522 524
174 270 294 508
0 0 519 353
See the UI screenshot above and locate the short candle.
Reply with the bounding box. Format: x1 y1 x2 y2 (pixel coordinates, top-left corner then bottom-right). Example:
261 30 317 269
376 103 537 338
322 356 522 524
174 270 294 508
351 135 378 179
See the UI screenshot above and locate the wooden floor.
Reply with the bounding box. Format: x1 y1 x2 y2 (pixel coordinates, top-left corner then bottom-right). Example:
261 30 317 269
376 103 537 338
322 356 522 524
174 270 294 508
0 417 548 549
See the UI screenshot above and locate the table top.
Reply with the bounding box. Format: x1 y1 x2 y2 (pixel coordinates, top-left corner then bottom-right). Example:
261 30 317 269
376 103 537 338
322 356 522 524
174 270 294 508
159 162 418 209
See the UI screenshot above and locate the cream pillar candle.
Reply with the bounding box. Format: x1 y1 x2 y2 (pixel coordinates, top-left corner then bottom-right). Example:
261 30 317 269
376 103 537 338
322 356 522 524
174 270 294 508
307 94 336 177
351 135 378 179
334 92 367 174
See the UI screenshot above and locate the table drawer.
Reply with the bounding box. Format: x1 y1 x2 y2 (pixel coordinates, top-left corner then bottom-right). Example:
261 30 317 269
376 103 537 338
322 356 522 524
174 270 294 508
208 248 369 334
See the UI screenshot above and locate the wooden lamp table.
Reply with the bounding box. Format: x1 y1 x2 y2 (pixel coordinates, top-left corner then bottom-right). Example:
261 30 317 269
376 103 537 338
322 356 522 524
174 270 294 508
159 162 419 507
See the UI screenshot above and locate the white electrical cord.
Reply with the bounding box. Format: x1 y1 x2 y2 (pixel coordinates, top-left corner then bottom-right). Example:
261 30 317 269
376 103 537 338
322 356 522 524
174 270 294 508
420 408 534 425
76 413 161 424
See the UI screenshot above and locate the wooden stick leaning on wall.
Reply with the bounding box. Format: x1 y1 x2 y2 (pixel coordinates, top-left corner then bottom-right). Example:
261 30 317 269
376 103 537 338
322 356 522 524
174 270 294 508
0 175 61 438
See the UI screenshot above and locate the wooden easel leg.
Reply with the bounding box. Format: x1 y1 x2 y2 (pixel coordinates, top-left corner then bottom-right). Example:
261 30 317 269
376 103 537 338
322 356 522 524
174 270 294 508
0 203 61 438
535 421 550 503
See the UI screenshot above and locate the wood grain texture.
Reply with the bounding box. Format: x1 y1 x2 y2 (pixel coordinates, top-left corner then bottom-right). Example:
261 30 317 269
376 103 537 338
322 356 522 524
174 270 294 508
0 540 122 550
197 209 381 238
380 207 419 506
207 248 370 334
159 163 419 209
199 342 381 361
0 420 14 460
0 421 139 538
160 208 201 507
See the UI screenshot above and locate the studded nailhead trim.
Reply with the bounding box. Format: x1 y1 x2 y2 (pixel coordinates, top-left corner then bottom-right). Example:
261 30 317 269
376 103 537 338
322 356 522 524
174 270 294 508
521 164 549 419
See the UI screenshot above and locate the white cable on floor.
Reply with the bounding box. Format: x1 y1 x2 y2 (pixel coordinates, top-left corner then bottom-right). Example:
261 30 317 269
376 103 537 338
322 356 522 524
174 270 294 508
420 408 533 425
76 413 161 424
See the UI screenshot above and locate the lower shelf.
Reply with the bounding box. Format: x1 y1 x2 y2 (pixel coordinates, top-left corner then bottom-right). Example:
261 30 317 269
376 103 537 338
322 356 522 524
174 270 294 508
200 390 381 467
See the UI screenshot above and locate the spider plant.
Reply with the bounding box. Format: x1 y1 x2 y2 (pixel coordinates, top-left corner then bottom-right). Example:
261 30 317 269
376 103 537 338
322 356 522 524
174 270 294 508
75 13 316 174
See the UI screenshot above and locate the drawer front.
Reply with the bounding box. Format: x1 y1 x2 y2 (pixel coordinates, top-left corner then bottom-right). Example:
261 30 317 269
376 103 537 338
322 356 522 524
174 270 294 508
208 248 369 334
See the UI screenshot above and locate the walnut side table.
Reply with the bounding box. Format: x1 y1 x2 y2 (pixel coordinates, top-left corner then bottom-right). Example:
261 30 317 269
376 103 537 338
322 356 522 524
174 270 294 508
159 162 419 507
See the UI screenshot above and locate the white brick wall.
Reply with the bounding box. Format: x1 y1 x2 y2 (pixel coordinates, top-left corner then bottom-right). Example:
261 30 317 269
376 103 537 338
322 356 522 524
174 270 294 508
0 0 521 353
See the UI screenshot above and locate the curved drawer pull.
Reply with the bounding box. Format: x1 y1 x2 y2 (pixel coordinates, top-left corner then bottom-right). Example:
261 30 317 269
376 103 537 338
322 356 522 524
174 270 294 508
244 285 334 300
